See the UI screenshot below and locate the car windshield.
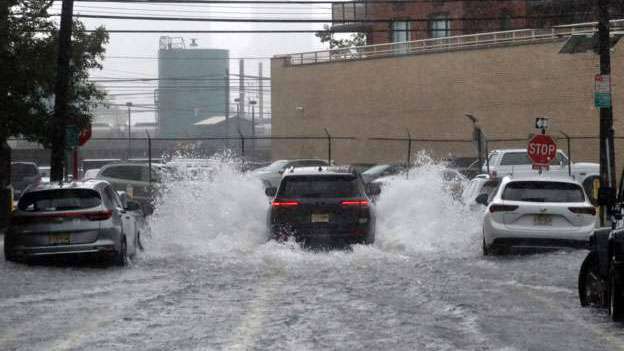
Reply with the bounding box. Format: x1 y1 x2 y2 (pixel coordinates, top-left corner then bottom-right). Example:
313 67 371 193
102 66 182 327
11 163 38 178
18 189 102 212
500 152 565 166
362 164 390 176
278 175 360 198
264 160 290 172
502 181 585 203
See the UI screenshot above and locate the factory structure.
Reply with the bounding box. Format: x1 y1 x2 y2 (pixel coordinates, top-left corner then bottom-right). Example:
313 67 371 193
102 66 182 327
157 37 230 138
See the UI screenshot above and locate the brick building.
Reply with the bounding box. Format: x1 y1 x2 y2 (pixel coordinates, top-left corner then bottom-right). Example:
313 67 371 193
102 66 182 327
332 0 623 45
271 21 624 166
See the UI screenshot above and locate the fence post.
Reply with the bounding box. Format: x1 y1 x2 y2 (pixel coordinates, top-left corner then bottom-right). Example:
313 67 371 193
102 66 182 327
146 131 152 187
324 128 332 164
238 129 245 157
406 130 412 179
559 130 572 177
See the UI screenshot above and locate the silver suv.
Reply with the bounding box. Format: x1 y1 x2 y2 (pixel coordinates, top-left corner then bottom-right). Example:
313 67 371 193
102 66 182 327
4 180 141 265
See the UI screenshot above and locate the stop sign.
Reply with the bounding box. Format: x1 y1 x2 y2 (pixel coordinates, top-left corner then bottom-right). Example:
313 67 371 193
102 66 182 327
527 134 557 167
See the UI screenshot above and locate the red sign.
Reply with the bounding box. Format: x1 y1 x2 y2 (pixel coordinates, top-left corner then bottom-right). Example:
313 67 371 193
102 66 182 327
527 134 557 167
78 126 92 146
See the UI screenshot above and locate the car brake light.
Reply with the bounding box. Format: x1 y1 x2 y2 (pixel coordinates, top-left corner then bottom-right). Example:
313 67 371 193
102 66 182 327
341 200 369 207
489 204 518 213
569 207 596 216
272 200 299 208
83 210 113 221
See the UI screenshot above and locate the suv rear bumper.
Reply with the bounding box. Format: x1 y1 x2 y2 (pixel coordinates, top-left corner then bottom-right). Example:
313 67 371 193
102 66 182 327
6 239 117 258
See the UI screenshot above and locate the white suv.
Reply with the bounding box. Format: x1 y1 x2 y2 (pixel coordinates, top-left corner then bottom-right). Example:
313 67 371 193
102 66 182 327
480 176 596 255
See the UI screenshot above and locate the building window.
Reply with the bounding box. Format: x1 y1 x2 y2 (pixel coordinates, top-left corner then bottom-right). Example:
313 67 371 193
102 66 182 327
430 15 450 38
392 21 411 43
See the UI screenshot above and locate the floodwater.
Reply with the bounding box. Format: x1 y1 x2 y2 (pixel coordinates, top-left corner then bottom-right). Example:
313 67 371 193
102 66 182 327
1 156 623 351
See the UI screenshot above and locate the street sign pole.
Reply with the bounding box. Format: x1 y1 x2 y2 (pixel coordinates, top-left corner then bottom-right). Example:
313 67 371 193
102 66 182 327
598 0 616 225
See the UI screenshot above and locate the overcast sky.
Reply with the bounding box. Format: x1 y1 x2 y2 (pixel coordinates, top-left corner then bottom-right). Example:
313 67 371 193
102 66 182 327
50 2 330 123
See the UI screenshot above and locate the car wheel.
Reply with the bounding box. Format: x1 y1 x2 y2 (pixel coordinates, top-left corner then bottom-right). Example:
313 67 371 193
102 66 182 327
579 251 606 307
114 237 128 267
609 265 623 321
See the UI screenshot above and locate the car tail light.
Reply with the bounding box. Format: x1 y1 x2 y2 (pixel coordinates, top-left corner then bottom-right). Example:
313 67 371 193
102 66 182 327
489 204 518 213
569 207 596 216
341 200 369 207
272 200 299 208
83 210 113 221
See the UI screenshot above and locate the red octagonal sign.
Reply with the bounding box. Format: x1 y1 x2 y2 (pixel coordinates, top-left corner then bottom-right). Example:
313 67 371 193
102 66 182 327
528 134 557 167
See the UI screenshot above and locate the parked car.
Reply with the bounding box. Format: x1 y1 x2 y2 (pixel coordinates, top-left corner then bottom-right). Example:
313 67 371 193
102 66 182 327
96 162 160 212
461 176 501 210
11 162 41 200
82 158 121 172
361 164 406 184
480 176 596 255
482 148 598 181
82 168 100 180
253 159 329 188
4 180 141 265
38 166 51 184
265 166 379 247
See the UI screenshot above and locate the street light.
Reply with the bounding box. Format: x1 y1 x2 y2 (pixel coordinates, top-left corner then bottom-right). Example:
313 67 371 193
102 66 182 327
126 102 133 160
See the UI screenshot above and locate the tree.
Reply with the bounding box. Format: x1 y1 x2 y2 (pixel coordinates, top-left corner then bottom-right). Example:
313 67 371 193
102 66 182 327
315 25 367 49
4 0 108 147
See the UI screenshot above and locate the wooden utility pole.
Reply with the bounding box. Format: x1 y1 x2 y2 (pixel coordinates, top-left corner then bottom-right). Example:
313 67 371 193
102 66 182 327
50 0 75 182
597 0 617 221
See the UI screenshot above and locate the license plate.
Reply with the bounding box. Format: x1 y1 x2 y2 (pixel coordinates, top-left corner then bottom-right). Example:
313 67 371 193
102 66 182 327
311 214 330 223
48 233 70 245
534 215 552 226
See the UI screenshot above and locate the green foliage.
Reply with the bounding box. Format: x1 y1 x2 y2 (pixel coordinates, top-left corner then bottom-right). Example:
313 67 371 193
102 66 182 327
5 0 109 146
315 25 367 49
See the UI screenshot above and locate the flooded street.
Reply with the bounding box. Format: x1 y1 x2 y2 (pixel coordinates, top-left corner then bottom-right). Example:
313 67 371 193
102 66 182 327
1 161 623 351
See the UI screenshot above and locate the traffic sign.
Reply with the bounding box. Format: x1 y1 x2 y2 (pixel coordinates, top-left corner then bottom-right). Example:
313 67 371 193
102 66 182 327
79 126 92 146
528 134 557 167
594 74 612 108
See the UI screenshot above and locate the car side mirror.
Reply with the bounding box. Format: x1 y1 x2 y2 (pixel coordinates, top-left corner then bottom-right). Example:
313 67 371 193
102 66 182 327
125 199 141 212
475 193 489 206
278 169 285 175
366 183 381 196
116 191 128 209
265 187 277 197
598 187 616 207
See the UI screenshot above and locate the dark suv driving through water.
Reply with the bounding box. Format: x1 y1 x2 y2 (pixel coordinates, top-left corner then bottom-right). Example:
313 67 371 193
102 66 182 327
265 166 379 247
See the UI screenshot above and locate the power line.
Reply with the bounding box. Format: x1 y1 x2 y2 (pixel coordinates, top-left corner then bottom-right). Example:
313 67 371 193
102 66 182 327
70 0 546 4
68 13 582 22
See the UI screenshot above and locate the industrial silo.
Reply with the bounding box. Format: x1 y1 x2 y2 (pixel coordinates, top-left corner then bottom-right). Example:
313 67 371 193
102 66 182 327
157 37 229 138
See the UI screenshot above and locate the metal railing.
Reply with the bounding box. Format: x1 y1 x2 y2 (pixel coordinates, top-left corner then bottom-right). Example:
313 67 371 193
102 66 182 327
282 19 624 66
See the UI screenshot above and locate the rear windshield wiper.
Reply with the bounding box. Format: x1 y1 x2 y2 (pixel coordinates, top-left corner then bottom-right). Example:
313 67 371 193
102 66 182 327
521 198 545 202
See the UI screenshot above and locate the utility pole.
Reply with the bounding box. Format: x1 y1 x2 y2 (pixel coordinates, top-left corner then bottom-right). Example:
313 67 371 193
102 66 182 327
0 1 12 229
597 0 617 221
126 102 133 160
250 99 257 157
258 62 263 121
225 68 230 145
50 0 75 182
239 59 245 121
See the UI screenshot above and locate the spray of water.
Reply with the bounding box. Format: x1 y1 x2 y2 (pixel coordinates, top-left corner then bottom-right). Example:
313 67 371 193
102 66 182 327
374 153 482 256
145 151 482 259
146 152 269 257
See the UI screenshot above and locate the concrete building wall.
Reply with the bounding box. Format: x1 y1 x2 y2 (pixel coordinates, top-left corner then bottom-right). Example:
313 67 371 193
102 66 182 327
271 39 624 166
